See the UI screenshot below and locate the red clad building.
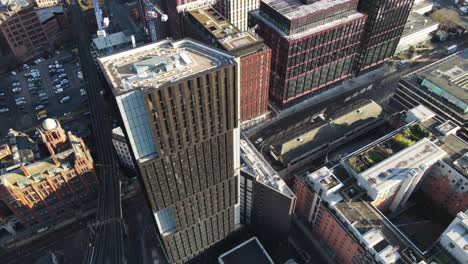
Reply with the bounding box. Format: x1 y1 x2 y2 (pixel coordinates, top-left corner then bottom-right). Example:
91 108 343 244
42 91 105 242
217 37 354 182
184 6 271 124
0 0 50 62
421 160 468 217
0 119 98 226
249 0 367 106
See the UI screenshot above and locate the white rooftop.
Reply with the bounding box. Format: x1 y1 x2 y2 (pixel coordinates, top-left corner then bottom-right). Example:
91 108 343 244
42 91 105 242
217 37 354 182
98 39 234 95
306 167 344 195
362 228 385 248
359 138 446 193
405 105 436 123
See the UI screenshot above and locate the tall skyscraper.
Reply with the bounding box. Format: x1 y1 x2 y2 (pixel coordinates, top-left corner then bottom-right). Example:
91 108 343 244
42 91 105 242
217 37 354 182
249 0 367 106
355 0 414 72
98 39 240 263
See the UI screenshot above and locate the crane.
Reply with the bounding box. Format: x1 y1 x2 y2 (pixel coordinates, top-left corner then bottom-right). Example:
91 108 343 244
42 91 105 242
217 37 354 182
141 0 168 42
93 0 108 37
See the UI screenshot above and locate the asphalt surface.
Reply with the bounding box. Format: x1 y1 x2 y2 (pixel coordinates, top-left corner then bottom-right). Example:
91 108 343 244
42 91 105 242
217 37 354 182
70 2 126 264
0 53 88 137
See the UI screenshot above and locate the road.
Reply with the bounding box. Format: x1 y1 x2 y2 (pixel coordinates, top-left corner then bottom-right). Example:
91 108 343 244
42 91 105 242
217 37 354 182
247 41 468 158
70 1 126 263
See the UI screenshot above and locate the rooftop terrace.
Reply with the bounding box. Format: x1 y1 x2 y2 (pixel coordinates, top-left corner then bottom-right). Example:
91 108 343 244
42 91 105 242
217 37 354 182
98 39 234 95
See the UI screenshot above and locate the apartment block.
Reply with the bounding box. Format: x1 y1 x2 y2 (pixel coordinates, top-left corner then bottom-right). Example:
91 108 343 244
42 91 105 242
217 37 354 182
393 48 468 140
184 6 271 124
215 0 259 31
0 0 50 62
0 119 98 226
98 39 240 263
356 0 415 72
249 0 367 106
291 105 466 264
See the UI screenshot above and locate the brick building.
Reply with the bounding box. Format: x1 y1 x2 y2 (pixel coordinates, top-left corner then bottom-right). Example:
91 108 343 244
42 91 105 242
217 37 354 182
36 5 68 46
184 6 271 124
249 0 367 106
0 119 98 226
0 0 50 62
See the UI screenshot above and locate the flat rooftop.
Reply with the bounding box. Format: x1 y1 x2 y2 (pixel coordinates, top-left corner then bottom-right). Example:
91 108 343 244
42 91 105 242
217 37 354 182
359 138 446 191
218 237 274 264
98 39 234 95
277 101 383 163
92 31 131 51
240 137 295 198
188 6 261 51
408 49 468 106
36 5 64 23
261 0 354 21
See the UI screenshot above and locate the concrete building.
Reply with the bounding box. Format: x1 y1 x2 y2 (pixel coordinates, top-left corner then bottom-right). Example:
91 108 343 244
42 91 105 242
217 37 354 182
34 0 61 8
0 119 98 226
412 0 434 15
184 6 271 125
215 0 259 31
396 12 439 53
356 0 415 72
439 210 468 263
0 0 50 62
393 48 468 140
249 0 367 106
239 136 296 242
218 237 274 264
111 127 135 171
99 39 240 263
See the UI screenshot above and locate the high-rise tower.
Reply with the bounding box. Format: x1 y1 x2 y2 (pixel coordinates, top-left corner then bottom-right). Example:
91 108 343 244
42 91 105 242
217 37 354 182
355 0 415 72
98 39 240 263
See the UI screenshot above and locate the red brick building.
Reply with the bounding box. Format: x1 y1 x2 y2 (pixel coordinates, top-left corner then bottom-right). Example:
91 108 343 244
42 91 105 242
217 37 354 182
0 119 98 226
421 160 468 217
37 6 68 46
0 0 50 62
183 6 271 124
249 0 367 106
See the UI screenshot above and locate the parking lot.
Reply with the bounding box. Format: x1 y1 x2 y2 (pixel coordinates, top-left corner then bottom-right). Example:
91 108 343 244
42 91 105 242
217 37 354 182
0 51 88 137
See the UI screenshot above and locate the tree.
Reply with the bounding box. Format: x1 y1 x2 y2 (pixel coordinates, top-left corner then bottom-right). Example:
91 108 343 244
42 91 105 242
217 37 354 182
431 8 462 28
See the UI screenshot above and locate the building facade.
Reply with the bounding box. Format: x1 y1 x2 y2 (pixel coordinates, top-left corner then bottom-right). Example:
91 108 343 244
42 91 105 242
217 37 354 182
34 0 61 8
439 210 468 263
355 0 415 72
184 6 271 124
0 119 98 226
99 39 240 263
0 0 50 62
215 0 259 31
249 0 367 106
112 127 136 171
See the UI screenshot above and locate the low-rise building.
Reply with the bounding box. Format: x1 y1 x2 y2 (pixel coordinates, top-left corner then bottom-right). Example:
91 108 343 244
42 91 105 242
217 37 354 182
396 12 439 53
218 237 274 264
36 5 68 46
292 105 465 264
91 31 133 57
439 210 468 263
0 129 40 173
0 119 98 226
393 48 468 140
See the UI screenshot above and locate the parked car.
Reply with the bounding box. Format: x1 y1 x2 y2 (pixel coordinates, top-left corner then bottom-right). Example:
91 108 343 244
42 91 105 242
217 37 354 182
60 96 70 103
0 108 10 113
12 87 22 93
55 88 64 94
15 96 26 101
35 104 45 110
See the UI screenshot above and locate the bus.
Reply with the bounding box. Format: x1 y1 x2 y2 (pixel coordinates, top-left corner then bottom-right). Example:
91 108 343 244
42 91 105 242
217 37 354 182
445 45 457 55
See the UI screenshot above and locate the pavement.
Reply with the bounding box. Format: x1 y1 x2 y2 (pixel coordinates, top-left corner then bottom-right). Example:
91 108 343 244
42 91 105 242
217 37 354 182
0 52 88 137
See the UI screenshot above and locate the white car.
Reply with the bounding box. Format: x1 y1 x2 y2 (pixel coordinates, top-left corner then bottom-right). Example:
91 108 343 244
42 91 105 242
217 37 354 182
12 87 22 93
35 105 45 110
11 71 17 76
63 112 72 116
60 96 70 103
0 108 10 113
15 96 25 101
55 88 64 94
16 100 26 106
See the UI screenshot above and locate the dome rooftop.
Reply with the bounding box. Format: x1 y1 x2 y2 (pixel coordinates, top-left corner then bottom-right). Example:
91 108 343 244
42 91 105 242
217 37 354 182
42 118 58 131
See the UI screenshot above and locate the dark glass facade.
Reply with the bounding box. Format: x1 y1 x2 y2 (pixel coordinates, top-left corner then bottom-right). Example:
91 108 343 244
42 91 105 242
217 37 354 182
356 0 415 72
250 4 366 105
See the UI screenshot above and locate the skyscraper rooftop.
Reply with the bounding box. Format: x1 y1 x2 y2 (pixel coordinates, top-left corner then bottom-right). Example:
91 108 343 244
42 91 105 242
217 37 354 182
98 39 235 95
